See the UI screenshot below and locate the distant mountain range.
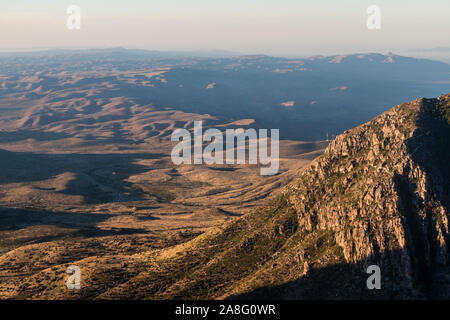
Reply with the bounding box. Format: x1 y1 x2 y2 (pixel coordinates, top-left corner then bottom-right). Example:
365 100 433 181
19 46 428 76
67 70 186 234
405 47 450 64
1 49 449 141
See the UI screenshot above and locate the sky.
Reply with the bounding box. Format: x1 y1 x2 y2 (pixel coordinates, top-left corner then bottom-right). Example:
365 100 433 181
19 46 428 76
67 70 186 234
1 0 449 56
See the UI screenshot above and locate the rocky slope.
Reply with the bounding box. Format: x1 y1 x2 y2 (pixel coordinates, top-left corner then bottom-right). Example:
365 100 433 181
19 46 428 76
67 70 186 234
283 93 450 298
9 94 450 299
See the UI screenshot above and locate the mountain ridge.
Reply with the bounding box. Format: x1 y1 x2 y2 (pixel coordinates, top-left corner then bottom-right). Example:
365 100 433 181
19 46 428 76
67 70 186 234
144 93 450 299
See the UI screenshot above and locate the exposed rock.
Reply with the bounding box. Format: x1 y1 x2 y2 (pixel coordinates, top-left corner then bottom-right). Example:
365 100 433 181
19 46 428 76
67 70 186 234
283 94 450 297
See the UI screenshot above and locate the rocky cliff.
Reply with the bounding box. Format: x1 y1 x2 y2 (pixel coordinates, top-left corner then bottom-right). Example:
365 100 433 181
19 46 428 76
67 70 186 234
283 93 450 298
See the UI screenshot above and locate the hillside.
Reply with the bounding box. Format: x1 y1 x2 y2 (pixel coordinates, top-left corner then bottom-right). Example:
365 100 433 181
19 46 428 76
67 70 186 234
9 93 449 299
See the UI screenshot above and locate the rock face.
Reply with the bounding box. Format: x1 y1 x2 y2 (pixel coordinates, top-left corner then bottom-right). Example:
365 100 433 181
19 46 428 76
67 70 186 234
284 94 450 297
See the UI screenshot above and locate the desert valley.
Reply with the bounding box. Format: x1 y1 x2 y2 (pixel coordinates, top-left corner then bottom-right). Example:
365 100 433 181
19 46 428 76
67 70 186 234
0 49 449 299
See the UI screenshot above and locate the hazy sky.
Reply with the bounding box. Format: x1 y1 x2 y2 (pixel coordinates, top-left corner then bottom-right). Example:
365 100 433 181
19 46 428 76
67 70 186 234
1 0 449 56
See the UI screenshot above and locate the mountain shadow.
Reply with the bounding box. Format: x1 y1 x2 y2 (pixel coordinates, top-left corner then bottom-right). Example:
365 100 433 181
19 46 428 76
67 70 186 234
0 206 146 237
0 149 165 204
